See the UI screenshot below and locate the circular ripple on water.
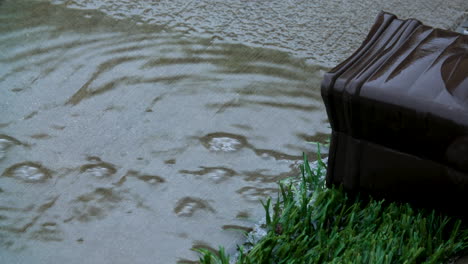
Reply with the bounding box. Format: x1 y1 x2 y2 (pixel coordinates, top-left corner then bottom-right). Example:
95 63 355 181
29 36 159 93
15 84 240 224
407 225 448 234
2 162 52 183
200 132 249 152
125 170 166 185
236 186 278 202
0 135 23 161
0 140 9 160
80 162 117 178
174 197 215 217
205 168 233 183
180 166 236 184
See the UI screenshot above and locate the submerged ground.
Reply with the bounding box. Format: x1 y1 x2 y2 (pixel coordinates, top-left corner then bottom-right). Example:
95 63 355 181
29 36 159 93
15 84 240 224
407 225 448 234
1 0 467 263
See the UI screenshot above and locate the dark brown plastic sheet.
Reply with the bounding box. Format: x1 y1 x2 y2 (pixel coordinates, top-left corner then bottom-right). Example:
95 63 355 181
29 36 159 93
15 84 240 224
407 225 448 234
321 12 468 216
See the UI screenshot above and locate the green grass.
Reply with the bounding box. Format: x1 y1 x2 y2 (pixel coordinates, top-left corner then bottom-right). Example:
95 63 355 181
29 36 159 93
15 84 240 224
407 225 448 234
196 148 468 264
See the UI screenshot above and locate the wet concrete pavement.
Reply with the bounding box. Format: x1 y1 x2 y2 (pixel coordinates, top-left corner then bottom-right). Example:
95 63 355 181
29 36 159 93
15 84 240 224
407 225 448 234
1 0 467 263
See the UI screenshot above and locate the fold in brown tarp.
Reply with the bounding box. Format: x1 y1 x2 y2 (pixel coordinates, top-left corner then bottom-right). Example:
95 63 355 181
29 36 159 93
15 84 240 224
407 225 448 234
321 12 468 216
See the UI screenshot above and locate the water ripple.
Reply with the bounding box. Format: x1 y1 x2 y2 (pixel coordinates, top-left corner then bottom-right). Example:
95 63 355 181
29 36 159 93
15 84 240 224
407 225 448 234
174 197 215 217
2 162 52 183
180 166 236 183
0 1 330 262
200 132 249 152
80 162 117 178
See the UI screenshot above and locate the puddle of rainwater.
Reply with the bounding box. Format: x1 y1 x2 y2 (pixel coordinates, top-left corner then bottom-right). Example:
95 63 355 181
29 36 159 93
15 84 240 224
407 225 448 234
0 0 330 263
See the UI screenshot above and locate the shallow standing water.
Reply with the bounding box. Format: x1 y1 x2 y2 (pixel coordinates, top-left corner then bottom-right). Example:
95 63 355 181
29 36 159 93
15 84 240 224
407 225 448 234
0 0 330 263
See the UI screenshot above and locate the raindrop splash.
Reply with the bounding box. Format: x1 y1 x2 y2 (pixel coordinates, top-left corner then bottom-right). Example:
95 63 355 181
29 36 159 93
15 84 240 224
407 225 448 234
200 132 249 152
209 137 241 152
0 135 23 161
79 162 117 178
2 162 51 183
174 197 215 217
180 166 236 183
236 186 278 202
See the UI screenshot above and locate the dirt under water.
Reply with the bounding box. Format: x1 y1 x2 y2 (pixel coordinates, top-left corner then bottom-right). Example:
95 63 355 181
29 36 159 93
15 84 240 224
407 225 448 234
0 0 330 263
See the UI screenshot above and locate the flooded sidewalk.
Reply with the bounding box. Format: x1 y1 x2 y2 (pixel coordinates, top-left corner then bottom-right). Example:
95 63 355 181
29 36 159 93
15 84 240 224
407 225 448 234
1 0 466 263
0 1 328 263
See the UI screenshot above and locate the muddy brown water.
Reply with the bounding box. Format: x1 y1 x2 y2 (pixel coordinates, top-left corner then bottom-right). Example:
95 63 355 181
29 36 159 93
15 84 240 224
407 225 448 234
0 0 330 263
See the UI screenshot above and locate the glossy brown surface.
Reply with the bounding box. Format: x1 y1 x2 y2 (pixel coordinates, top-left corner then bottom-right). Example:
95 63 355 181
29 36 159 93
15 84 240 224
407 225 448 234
322 12 468 215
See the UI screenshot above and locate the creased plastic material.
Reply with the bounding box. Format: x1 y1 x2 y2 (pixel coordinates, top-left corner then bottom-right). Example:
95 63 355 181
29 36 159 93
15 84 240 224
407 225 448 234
321 12 468 216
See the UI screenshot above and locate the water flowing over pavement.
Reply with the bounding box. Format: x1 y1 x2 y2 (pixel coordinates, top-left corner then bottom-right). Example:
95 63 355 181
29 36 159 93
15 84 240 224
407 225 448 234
1 0 467 263
0 1 328 263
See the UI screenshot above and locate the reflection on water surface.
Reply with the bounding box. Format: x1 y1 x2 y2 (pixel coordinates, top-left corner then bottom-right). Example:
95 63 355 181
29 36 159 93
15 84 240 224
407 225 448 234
0 0 329 263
